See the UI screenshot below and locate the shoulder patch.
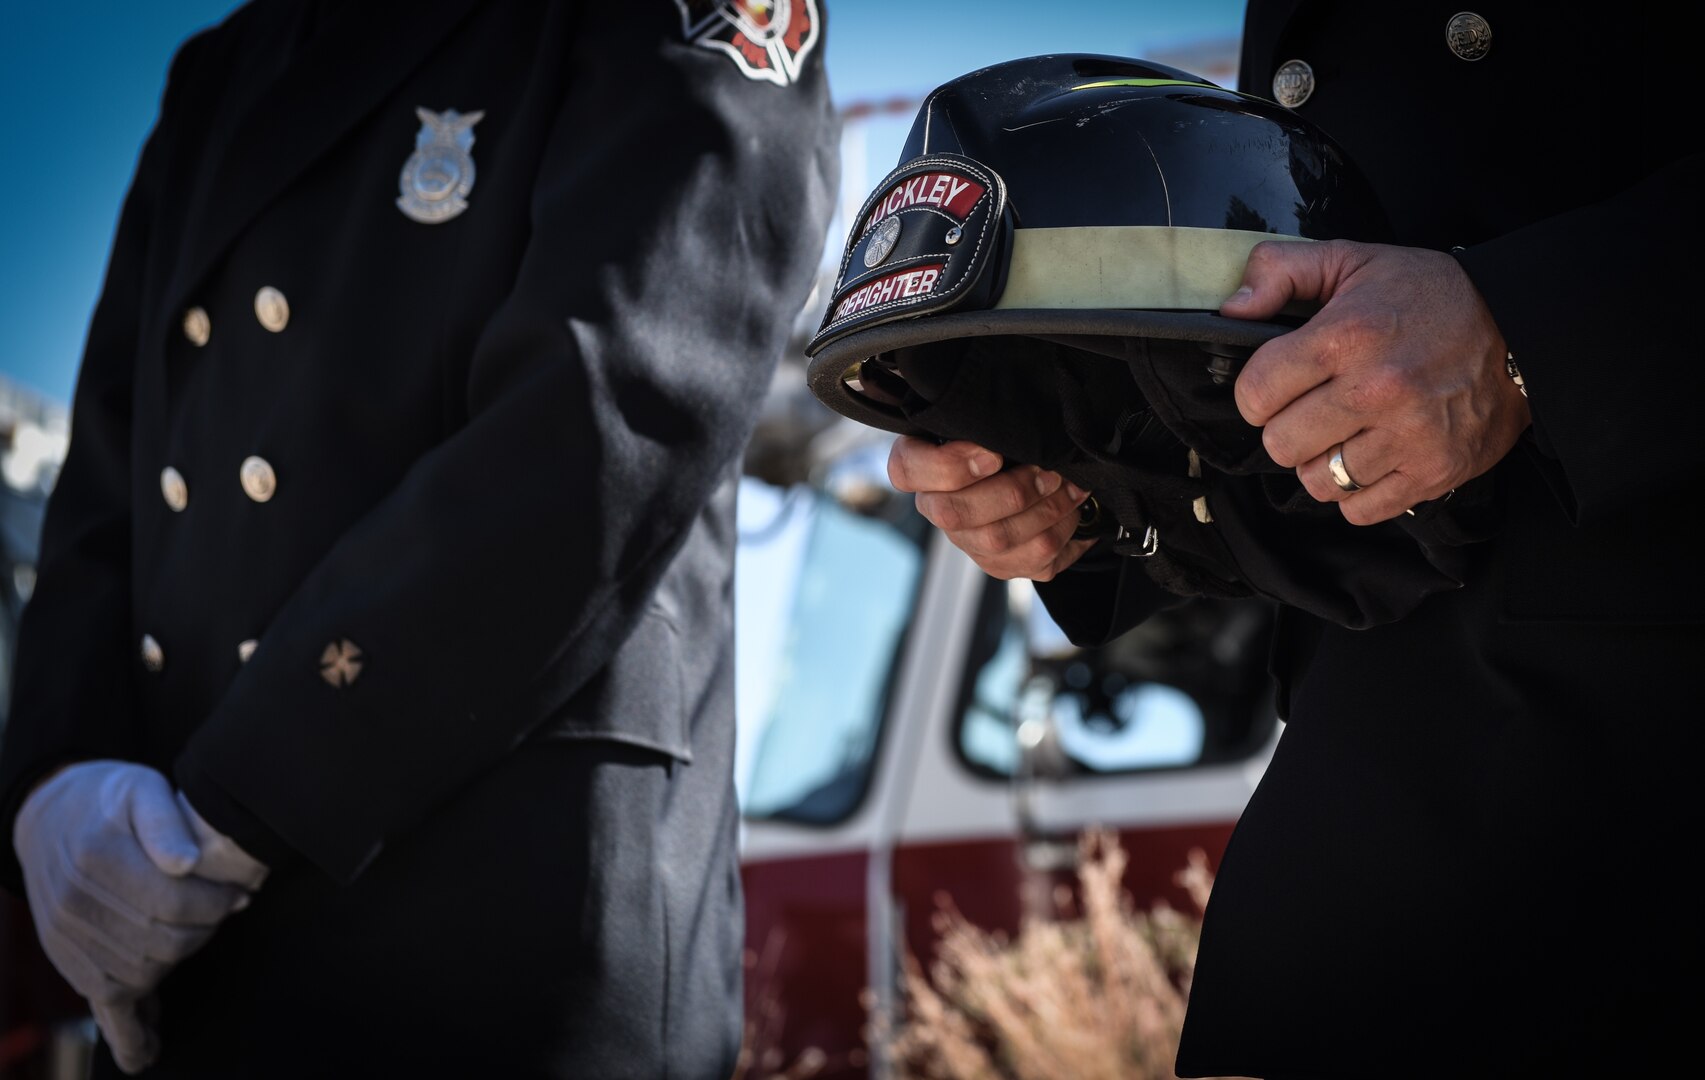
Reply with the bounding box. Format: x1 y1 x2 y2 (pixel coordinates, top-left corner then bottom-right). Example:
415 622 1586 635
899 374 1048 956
675 0 820 86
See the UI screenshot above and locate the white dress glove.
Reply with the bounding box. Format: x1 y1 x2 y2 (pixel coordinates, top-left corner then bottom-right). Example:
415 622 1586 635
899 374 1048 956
13 760 255 1073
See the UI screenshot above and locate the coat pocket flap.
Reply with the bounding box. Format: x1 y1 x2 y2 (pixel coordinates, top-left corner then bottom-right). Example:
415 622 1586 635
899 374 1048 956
533 606 691 762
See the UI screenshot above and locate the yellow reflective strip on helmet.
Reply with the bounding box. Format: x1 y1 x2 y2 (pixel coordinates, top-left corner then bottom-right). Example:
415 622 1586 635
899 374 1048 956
994 226 1312 311
1070 78 1219 91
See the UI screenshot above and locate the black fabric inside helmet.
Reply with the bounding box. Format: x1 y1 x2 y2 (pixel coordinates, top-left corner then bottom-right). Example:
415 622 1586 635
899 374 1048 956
869 332 1494 629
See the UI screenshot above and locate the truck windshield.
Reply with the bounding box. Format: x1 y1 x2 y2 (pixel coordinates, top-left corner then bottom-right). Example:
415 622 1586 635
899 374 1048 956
735 465 928 824
958 581 1279 778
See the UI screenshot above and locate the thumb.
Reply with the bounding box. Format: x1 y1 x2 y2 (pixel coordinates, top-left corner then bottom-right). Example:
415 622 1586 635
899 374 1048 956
91 999 160 1075
124 768 200 878
1220 238 1341 321
176 790 269 890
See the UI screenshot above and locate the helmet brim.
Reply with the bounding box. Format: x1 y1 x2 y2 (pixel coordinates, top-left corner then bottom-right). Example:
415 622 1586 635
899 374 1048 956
805 307 1296 437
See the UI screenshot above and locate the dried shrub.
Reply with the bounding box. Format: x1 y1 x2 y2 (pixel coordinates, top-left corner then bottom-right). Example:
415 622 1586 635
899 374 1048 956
871 829 1229 1080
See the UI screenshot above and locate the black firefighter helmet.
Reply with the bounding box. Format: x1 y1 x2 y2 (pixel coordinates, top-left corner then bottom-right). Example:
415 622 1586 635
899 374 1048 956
804 54 1488 630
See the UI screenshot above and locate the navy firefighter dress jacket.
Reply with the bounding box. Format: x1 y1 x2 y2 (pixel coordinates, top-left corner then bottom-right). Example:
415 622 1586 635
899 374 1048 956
1036 4 1704 1077
0 2 839 1076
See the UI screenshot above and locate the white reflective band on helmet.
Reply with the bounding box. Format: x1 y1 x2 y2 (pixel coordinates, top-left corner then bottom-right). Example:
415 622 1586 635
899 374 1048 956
994 226 1311 311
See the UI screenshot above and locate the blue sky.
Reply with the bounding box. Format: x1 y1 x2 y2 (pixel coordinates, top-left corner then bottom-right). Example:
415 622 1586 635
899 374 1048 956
0 1 1244 406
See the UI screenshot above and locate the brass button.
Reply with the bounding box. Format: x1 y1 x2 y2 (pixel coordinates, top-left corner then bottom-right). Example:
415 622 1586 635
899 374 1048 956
160 466 189 512
239 456 278 503
254 286 290 333
141 634 165 673
1272 59 1314 108
1446 12 1492 61
237 639 259 664
183 307 211 347
320 639 364 688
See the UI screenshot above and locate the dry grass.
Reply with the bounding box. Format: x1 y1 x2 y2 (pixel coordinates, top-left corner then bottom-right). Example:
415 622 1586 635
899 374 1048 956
735 829 1226 1080
872 829 1226 1080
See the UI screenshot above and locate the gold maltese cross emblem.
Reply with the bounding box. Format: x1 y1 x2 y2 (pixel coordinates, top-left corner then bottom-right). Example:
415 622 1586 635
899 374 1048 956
320 639 364 688
397 107 484 224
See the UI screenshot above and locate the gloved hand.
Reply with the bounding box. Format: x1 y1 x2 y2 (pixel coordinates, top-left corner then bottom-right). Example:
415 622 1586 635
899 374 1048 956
13 760 254 1073
88 999 163 1076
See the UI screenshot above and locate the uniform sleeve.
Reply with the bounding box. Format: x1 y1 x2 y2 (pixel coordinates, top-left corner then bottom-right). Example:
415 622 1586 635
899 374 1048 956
173 9 840 883
1453 153 1705 526
1033 547 1182 649
0 38 199 893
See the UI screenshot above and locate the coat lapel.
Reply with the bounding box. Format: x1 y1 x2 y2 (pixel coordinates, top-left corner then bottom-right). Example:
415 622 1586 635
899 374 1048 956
1237 0 1307 95
166 0 483 316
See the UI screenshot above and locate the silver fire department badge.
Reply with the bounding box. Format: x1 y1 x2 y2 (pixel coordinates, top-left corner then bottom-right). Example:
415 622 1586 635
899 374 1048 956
397 107 484 224
676 1 820 87
863 216 902 268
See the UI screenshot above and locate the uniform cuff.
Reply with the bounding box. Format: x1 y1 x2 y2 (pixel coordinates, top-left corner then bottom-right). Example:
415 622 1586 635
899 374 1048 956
173 768 297 875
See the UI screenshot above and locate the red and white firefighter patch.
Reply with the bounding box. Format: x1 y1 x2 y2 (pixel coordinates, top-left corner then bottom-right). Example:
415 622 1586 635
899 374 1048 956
676 1 820 87
862 173 987 236
809 154 1009 354
832 264 946 322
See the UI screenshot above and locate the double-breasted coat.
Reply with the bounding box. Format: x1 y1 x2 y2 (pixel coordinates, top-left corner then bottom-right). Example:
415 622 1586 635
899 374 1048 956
1038 4 1704 1077
0 1 838 1076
